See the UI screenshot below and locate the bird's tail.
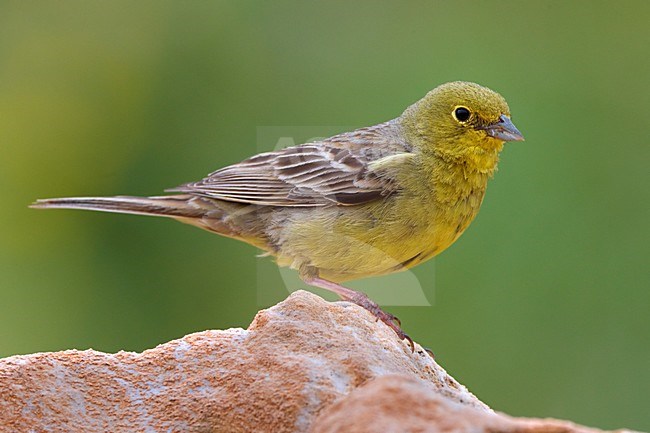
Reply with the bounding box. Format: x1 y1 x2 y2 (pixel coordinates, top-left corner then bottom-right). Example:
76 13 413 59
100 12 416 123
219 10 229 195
30 195 206 219
30 194 269 249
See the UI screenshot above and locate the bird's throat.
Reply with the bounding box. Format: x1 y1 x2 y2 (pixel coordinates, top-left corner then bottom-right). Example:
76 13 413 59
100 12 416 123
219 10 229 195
462 146 501 175
429 143 501 177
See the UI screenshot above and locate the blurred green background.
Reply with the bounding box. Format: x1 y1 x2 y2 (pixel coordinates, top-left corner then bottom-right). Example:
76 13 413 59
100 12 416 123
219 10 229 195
1 1 648 430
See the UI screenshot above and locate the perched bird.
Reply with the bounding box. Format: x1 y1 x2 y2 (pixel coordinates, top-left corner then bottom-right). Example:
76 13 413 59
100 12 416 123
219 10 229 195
32 81 524 350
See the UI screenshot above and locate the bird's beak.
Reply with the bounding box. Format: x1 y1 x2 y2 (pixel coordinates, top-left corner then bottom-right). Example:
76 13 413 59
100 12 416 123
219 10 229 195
482 115 525 142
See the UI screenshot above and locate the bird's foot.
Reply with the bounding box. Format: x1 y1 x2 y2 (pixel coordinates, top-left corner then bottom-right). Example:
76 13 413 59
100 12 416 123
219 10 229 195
302 274 414 352
344 290 414 352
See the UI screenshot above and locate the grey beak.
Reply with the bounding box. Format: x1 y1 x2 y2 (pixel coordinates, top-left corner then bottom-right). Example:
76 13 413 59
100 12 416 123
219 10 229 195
483 115 525 142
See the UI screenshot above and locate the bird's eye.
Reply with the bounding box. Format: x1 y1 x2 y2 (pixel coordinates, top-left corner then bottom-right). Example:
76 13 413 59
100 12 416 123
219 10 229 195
453 107 471 123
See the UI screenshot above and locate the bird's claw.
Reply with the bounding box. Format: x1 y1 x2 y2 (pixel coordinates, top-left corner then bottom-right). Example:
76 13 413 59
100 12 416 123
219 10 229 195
401 332 415 353
372 309 414 352
376 310 401 328
333 288 413 352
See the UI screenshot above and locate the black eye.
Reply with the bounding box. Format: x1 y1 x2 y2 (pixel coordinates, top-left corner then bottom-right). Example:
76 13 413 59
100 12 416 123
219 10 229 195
454 107 471 122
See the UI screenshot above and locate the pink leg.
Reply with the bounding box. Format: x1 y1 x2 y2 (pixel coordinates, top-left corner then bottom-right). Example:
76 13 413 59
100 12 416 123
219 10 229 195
302 275 414 352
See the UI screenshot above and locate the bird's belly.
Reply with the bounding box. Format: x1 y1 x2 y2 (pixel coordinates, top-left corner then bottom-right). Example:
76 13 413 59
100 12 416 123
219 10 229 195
271 197 479 282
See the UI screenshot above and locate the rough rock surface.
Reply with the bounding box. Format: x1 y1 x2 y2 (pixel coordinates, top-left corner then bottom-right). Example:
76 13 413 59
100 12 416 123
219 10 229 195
311 374 634 433
0 290 638 433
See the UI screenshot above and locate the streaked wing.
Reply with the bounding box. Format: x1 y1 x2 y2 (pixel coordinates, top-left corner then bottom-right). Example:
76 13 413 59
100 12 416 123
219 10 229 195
169 121 411 207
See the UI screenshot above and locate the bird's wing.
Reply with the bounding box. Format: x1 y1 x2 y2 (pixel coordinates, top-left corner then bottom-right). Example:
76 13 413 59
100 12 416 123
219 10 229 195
168 122 412 207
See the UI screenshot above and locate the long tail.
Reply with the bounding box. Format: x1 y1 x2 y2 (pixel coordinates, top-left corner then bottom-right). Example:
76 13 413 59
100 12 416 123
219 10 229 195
30 194 270 250
30 195 207 219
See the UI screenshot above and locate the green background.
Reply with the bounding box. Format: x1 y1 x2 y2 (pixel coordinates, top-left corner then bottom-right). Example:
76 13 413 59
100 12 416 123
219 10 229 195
1 1 648 430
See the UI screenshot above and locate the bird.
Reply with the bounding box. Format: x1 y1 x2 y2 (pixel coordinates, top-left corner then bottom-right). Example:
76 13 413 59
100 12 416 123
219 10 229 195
31 81 524 351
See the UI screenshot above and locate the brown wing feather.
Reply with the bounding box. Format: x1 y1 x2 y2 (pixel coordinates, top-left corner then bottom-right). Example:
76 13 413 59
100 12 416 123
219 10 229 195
168 121 411 207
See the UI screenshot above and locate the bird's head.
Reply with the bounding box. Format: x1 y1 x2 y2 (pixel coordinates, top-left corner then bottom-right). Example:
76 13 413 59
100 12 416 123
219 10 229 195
402 81 524 172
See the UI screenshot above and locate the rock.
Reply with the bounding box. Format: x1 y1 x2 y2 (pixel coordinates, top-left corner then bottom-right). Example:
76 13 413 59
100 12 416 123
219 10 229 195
0 290 638 433
311 374 634 433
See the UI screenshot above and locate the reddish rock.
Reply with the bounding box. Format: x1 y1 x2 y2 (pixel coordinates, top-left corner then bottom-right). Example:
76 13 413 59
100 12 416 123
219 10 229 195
0 290 638 433
311 374 634 433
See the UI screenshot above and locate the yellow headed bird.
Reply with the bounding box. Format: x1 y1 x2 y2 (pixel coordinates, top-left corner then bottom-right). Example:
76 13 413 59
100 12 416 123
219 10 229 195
32 81 524 350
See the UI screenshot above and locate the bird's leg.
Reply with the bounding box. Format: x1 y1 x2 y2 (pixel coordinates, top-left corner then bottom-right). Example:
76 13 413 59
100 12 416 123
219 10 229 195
301 272 414 352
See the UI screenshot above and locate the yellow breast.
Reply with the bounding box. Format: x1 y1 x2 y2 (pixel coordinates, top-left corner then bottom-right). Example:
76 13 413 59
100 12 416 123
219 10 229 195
272 149 496 282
